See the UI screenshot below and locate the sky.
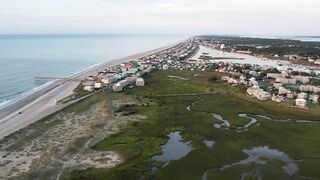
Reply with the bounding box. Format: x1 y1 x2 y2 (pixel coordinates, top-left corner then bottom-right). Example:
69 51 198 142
0 0 319 36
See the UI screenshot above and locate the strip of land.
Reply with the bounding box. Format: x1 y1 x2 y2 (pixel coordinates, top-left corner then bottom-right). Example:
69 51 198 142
0 41 183 139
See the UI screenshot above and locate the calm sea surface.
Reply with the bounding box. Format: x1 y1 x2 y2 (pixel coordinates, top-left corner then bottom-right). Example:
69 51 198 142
0 35 188 106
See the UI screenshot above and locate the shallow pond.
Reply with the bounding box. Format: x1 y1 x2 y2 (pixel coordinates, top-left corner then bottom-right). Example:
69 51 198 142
221 146 298 176
152 131 193 167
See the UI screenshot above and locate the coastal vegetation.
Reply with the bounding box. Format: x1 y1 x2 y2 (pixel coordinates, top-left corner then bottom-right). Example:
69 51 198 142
68 70 320 180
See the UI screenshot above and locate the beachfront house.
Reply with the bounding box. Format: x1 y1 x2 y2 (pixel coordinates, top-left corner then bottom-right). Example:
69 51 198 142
296 98 307 108
112 77 137 92
257 91 272 101
135 78 145 87
94 83 102 89
83 86 94 92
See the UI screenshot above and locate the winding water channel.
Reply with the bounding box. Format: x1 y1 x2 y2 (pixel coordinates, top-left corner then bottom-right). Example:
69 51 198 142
150 97 319 178
186 97 318 133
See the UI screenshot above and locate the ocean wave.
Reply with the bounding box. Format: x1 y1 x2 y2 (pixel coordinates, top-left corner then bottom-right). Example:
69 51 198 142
0 81 55 109
0 62 103 110
0 89 29 100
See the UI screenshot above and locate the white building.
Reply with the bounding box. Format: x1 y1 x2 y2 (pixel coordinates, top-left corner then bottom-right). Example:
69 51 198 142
135 78 145 87
163 65 169 70
296 99 307 108
94 83 102 89
83 86 94 92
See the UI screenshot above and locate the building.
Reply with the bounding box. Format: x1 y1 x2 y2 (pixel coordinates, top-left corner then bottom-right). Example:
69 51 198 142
278 86 291 95
135 78 145 87
83 86 94 92
267 72 288 79
310 94 319 104
297 93 308 100
267 73 282 79
247 86 261 96
257 91 271 101
247 86 271 101
300 85 320 93
94 83 102 89
163 65 169 70
275 77 297 85
292 76 310 84
113 83 124 92
296 99 307 108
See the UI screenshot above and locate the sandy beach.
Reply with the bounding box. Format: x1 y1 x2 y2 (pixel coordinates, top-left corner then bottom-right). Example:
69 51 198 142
0 41 183 139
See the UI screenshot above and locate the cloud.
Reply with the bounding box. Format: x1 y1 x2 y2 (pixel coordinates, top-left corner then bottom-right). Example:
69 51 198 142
0 0 319 35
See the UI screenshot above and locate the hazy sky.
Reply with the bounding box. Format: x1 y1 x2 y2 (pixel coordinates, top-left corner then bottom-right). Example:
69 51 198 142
0 0 319 35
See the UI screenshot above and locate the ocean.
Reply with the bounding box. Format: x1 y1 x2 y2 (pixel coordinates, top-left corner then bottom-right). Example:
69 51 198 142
0 35 188 107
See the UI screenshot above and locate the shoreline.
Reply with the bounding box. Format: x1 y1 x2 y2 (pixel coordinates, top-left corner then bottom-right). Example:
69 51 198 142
0 40 186 139
197 45 320 74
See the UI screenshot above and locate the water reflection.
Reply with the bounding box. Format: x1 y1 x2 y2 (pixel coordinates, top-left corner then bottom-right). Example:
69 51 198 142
152 131 193 167
221 146 298 176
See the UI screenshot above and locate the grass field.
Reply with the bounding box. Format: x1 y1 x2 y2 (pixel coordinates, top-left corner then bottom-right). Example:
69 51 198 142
68 70 320 180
